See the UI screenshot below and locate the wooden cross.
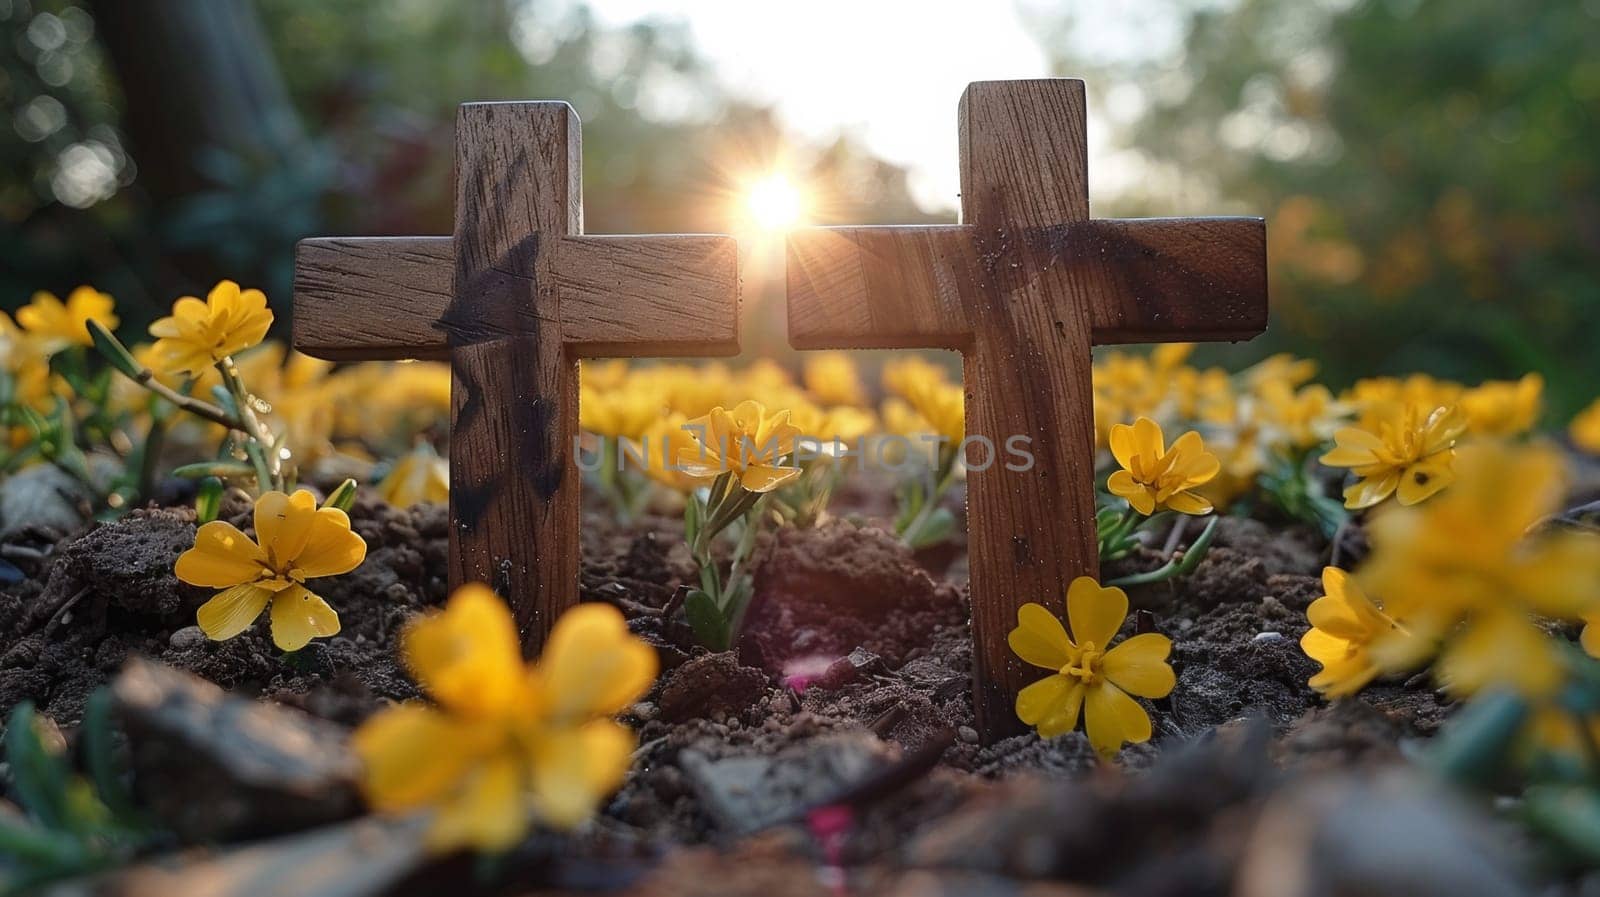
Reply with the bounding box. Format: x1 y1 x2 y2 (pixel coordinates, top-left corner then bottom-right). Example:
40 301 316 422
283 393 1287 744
786 79 1268 742
292 101 739 647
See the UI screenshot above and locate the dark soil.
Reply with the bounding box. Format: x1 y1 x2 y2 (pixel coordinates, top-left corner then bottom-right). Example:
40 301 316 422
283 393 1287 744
0 489 1479 894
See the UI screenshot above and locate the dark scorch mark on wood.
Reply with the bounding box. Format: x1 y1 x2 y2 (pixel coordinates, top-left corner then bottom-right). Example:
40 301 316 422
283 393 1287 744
438 235 549 347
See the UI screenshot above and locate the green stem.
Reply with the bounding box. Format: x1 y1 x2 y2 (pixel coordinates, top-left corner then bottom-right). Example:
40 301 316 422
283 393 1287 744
218 358 281 490
902 453 960 546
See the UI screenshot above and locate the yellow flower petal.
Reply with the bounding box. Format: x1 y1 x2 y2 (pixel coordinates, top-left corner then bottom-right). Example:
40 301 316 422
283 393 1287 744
352 703 482 812
426 752 527 853
292 507 368 579
1395 456 1453 505
1034 680 1086 739
254 490 319 566
176 520 268 588
1343 471 1399 509
1108 421 1139 470
527 720 635 830
268 584 341 650
1008 603 1077 670
537 603 658 722
1436 612 1563 698
1101 633 1176 698
404 584 530 718
1164 491 1213 516
1084 682 1152 757
1105 470 1139 501
1132 416 1165 461
1016 673 1075 729
1066 576 1127 650
196 583 272 641
740 464 802 493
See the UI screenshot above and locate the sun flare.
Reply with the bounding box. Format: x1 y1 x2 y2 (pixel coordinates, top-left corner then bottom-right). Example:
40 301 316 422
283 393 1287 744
745 172 806 231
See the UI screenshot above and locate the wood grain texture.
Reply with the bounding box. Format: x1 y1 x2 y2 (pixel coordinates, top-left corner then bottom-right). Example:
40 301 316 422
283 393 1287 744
292 237 452 360
558 234 740 356
958 80 1099 742
447 102 579 642
292 98 741 651
783 78 1269 744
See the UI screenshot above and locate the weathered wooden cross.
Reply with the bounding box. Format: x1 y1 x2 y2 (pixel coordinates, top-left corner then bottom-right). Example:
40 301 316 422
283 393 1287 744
293 101 739 647
786 79 1268 741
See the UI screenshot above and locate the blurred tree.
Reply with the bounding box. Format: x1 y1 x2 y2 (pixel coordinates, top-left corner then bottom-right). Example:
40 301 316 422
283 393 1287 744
1044 0 1600 418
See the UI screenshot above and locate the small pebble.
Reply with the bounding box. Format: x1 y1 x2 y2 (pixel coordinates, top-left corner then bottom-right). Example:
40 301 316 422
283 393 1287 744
168 626 206 650
958 725 979 744
1252 631 1283 643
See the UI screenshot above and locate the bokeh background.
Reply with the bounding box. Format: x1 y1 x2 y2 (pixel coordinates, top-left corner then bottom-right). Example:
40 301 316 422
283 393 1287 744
2 0 1596 418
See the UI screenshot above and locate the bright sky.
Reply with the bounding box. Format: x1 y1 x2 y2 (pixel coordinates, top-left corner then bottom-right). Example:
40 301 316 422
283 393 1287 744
584 0 1167 216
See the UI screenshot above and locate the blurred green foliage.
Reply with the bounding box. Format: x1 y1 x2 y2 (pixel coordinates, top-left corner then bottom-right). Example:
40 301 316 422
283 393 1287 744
1066 0 1600 418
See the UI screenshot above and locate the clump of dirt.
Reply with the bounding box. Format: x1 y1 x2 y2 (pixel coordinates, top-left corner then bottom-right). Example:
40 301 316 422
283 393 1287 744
739 519 966 676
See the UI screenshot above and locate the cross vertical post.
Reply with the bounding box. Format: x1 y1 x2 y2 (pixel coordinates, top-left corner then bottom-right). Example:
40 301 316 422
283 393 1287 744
294 101 739 649
785 79 1268 742
445 103 579 637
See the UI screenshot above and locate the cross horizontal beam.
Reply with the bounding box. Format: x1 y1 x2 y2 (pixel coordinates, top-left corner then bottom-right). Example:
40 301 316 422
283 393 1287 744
293 234 739 361
786 217 1267 351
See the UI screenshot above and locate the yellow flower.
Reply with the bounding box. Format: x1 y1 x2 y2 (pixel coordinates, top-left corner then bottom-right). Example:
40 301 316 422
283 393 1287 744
1344 374 1462 432
1257 381 1346 450
175 489 367 651
1106 417 1220 516
903 380 964 445
882 355 950 399
640 413 709 491
16 286 117 352
1319 402 1466 509
1009 577 1175 757
802 351 867 407
1150 342 1194 373
379 448 449 507
1301 567 1402 697
1360 442 1600 697
0 312 55 411
352 586 657 851
1093 351 1165 423
1459 373 1542 438
679 400 802 493
579 359 630 393
579 385 662 442
1573 398 1600 454
1242 353 1317 393
149 280 274 376
812 405 878 448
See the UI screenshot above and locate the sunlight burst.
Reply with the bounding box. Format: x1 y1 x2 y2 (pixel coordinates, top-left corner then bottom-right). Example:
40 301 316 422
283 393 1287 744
745 172 806 231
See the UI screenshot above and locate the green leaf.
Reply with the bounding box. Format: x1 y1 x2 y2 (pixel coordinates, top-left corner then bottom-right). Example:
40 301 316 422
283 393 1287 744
1524 785 1600 864
1426 691 1528 787
5 702 70 829
173 460 257 480
683 491 701 547
905 506 956 549
684 589 729 651
322 478 358 512
85 321 141 382
195 477 224 524
82 689 136 822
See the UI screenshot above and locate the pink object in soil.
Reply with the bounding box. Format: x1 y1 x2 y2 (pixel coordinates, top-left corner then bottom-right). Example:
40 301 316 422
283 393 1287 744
781 655 837 694
806 803 855 896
